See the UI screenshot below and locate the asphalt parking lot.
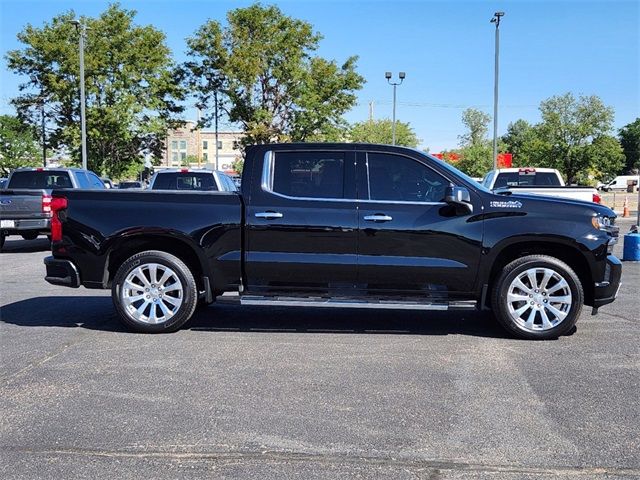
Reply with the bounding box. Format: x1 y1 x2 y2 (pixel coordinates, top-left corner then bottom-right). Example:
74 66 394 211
1 221 639 479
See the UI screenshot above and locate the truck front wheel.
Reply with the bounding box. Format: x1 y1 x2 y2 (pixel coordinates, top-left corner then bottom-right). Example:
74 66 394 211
491 255 583 340
112 250 198 333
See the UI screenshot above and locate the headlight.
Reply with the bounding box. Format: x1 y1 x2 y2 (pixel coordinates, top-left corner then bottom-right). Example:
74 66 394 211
591 215 611 230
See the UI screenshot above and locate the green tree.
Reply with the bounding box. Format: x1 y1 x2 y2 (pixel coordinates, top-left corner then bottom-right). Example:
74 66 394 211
535 93 618 183
449 108 494 177
619 118 640 173
349 119 419 147
182 3 364 148
0 115 41 175
501 119 541 166
231 157 244 175
455 144 494 178
182 154 199 167
459 108 491 147
6 4 185 178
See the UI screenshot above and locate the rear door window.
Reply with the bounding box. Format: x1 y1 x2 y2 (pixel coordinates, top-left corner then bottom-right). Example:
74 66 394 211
272 151 345 199
8 171 73 189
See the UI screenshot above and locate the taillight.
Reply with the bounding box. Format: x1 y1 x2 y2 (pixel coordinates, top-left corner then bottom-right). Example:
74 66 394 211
42 194 52 213
180 168 189 173
50 196 68 242
592 193 601 204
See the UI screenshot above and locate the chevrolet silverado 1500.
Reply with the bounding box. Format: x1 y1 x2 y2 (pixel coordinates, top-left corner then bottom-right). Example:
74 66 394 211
43 144 621 339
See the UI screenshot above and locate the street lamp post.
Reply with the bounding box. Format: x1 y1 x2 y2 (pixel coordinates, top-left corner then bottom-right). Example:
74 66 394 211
490 12 505 170
214 90 219 171
385 71 405 145
40 101 46 167
72 20 88 170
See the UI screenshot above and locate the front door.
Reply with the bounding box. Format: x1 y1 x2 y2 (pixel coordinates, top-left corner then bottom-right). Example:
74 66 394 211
245 148 358 295
356 150 483 298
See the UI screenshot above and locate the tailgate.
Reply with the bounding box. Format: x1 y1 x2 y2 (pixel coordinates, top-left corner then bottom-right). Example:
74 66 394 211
0 190 49 220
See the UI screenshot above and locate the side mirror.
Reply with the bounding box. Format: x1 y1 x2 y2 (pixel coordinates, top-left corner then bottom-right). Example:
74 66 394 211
445 185 473 214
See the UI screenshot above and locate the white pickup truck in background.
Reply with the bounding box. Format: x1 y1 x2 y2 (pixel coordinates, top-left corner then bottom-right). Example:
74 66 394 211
481 168 601 204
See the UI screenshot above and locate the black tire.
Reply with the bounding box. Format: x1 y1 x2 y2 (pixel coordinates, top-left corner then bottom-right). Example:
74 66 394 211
0 232 5 250
21 232 39 241
491 255 583 340
112 250 198 333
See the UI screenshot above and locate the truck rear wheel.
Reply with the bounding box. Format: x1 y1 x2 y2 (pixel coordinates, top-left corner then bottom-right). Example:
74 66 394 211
112 250 198 333
21 232 39 241
491 255 583 340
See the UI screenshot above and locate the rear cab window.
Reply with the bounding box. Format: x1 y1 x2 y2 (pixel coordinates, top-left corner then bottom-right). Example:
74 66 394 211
8 171 73 189
494 171 561 188
152 172 219 191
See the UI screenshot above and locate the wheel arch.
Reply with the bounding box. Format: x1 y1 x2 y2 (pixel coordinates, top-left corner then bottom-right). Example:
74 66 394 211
486 240 594 307
104 231 211 294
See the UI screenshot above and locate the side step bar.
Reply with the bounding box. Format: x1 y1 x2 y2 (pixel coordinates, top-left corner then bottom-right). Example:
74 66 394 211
232 295 477 311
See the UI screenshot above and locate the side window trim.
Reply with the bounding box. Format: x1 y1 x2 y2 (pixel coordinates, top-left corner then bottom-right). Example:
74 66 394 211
261 149 356 203
363 151 449 205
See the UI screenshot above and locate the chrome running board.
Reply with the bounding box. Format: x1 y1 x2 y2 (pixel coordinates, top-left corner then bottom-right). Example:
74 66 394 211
233 295 477 311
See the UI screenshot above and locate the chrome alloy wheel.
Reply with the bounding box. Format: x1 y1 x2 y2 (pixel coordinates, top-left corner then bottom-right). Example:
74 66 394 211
506 267 572 332
121 263 183 324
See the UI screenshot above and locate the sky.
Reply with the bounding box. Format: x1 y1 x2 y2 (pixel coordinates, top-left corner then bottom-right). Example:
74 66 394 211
0 0 638 152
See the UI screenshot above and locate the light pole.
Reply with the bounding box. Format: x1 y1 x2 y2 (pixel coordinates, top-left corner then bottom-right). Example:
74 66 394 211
385 71 405 145
490 11 504 170
72 20 88 170
214 90 219 171
40 100 46 167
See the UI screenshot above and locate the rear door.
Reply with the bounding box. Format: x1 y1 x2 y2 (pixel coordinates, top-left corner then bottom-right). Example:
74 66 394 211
245 148 358 294
356 150 483 298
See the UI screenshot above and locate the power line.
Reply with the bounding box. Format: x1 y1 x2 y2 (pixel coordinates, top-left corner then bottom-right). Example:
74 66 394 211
366 101 537 109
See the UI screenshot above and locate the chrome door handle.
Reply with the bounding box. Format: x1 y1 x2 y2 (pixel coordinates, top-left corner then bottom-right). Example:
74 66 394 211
255 211 284 219
364 214 393 222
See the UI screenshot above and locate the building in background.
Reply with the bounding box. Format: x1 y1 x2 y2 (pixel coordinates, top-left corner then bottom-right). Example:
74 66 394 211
164 121 243 172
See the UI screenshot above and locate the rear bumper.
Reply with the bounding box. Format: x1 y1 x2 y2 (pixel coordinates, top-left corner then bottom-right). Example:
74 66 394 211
44 256 80 288
1 218 50 233
593 255 622 308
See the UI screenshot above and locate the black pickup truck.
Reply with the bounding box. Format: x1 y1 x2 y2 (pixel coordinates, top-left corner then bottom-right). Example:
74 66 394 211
43 143 621 339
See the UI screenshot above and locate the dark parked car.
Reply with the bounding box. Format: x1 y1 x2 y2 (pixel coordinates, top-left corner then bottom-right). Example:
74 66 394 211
148 168 237 192
0 167 104 249
44 144 621 339
118 181 143 189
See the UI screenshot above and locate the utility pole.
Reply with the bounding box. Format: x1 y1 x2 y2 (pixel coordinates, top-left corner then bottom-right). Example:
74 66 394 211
490 11 505 170
41 101 46 167
72 20 88 170
385 72 405 145
368 101 374 122
214 90 219 171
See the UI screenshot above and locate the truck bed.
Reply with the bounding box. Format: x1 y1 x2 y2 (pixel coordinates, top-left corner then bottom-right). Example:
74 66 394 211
50 189 243 292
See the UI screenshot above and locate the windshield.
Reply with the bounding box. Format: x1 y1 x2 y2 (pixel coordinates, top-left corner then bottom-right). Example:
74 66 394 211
418 151 492 193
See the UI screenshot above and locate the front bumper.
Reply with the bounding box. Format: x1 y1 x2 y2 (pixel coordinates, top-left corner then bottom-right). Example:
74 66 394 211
593 254 622 308
44 256 80 288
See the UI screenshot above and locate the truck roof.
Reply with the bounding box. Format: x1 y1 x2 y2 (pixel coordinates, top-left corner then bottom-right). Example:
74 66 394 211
11 167 92 173
492 167 559 174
